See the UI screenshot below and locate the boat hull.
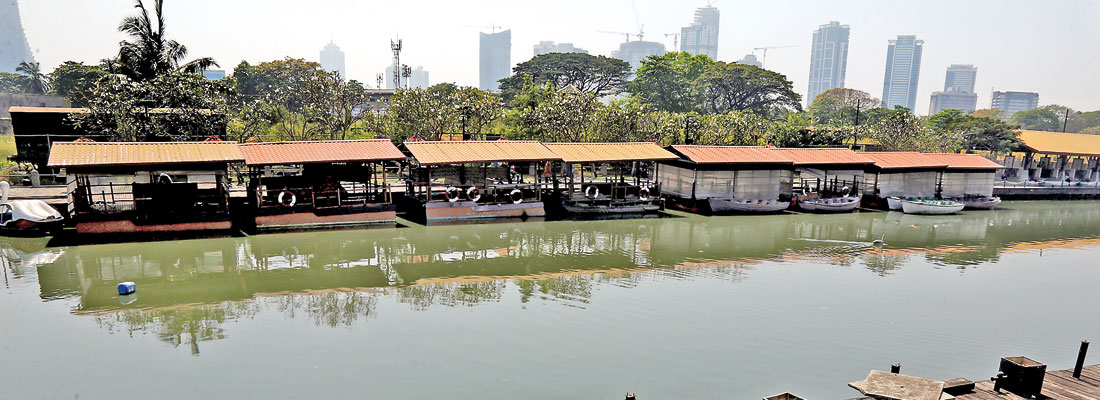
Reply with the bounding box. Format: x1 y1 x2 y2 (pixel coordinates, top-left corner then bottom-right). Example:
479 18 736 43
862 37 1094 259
963 197 1001 210
424 200 546 222
886 197 903 210
707 198 789 213
799 196 861 213
900 200 965 215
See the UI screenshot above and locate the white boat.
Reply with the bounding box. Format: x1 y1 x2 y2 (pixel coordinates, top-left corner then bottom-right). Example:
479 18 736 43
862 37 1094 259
0 181 64 234
886 196 903 210
962 196 1001 210
899 198 965 215
707 198 790 213
799 195 861 213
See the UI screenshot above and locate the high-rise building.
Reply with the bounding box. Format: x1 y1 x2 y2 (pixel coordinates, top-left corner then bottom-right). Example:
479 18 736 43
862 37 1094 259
319 41 346 79
929 90 978 115
385 65 429 89
533 41 588 57
944 64 977 93
680 5 720 60
0 0 35 73
806 21 850 107
611 40 667 71
737 54 761 68
881 35 924 110
479 30 511 91
991 91 1039 118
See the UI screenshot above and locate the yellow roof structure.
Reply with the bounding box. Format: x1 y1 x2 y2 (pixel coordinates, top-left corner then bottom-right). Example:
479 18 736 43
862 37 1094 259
1018 130 1100 157
544 142 679 163
48 142 244 168
404 140 561 165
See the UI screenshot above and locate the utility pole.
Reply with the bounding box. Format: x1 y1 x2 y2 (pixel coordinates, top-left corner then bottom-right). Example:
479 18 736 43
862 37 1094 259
1064 109 1071 132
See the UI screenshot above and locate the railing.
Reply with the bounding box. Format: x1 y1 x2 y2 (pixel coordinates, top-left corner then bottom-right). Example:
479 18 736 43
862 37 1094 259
257 182 392 209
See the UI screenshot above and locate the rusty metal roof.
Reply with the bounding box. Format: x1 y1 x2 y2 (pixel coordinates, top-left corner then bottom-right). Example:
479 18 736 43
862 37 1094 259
1018 130 1100 156
544 142 679 163
862 152 949 170
770 148 874 166
923 153 1005 170
239 140 405 166
47 142 244 168
404 141 561 165
670 145 794 165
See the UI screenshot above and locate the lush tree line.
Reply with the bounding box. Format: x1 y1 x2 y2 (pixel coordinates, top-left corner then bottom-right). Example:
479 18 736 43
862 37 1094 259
8 0 1099 155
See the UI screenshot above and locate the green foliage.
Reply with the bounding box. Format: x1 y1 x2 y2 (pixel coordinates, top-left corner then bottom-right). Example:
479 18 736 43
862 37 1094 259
377 86 503 142
807 88 882 126
70 72 231 141
498 53 631 101
107 0 217 82
232 58 322 101
0 72 30 93
925 109 968 131
627 52 714 113
694 62 802 117
1009 107 1060 131
49 61 109 106
16 62 49 94
969 109 1005 120
925 109 1021 153
868 111 963 152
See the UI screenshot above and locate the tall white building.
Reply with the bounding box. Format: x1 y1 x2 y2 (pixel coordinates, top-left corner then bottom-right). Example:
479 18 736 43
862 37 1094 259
737 54 761 68
881 35 924 110
0 0 35 73
533 41 588 57
319 41 346 79
479 30 511 91
806 21 850 107
680 5 720 60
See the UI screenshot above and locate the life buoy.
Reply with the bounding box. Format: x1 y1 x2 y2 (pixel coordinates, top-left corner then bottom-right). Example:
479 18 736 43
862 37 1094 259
638 187 651 201
445 186 460 203
841 186 851 196
158 173 173 184
278 190 296 207
509 189 523 204
585 185 600 199
466 186 481 202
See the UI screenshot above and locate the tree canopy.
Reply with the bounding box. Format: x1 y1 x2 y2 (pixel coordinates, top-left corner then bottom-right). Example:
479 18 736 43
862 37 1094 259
498 53 631 101
627 52 714 113
694 62 802 117
106 0 217 82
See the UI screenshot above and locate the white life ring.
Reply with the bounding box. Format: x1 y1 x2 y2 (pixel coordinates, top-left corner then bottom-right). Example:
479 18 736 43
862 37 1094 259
841 186 851 196
466 186 481 202
509 189 523 204
638 187 651 201
158 173 173 184
445 186 461 203
277 190 296 207
585 185 600 199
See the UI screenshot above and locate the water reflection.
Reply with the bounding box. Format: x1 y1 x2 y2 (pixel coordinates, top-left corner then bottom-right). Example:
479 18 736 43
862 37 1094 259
9 201 1100 353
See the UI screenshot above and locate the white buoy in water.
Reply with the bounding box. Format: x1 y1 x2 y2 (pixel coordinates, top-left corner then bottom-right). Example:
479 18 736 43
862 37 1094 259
118 281 136 295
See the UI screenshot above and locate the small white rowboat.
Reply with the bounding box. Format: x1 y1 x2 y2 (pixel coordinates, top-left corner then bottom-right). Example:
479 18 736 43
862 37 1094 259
962 196 1001 210
899 199 965 215
799 196 861 213
886 197 903 210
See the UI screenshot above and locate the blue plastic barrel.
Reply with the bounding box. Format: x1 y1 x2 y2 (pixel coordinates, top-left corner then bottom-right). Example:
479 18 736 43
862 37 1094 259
118 281 137 295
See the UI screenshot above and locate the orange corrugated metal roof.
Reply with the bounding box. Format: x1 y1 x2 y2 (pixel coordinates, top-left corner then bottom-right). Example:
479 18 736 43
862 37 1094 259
544 142 679 163
1018 130 1100 156
923 153 1005 170
47 142 244 168
862 152 949 170
8 106 87 114
670 145 794 165
239 140 404 166
404 141 561 165
770 148 874 166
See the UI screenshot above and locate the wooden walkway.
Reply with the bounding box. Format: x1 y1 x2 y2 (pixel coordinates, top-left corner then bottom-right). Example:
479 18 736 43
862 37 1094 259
846 364 1100 400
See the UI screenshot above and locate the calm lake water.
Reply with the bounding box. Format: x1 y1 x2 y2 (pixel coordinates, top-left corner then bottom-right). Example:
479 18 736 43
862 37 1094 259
3 201 1100 399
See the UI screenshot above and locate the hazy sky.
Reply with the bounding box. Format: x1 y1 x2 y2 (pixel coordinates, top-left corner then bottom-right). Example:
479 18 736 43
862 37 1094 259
17 0 1100 113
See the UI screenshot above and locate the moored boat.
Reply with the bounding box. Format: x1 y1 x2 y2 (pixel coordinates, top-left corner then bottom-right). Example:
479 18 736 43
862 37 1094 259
961 196 1001 210
799 195 862 213
0 181 64 235
707 198 790 213
886 196 903 210
899 198 965 215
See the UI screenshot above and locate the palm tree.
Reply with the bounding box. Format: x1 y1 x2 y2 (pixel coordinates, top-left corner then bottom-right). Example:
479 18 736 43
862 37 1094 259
16 61 50 94
109 0 217 81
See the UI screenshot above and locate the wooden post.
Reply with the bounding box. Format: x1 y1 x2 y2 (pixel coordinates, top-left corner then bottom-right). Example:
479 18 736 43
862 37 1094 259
890 363 901 374
1074 340 1090 379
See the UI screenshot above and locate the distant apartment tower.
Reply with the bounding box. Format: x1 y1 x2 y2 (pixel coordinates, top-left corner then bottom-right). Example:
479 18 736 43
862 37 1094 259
680 5 720 60
737 54 762 68
944 64 977 93
533 41 588 57
385 65 429 89
0 0 35 73
929 64 977 114
320 41 346 79
806 21 850 107
881 35 924 110
611 40 667 70
479 30 511 91
991 91 1039 118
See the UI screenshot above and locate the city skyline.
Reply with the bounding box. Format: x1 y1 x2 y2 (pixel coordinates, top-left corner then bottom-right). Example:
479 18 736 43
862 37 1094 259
881 35 924 110
806 21 850 107
10 0 1100 112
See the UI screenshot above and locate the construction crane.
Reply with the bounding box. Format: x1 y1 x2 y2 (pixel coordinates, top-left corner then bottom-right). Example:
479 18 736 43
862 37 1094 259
465 24 503 33
599 30 644 42
665 33 681 50
752 45 802 68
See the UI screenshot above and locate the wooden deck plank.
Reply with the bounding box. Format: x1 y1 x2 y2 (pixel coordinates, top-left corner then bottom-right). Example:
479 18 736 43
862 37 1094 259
951 364 1100 400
